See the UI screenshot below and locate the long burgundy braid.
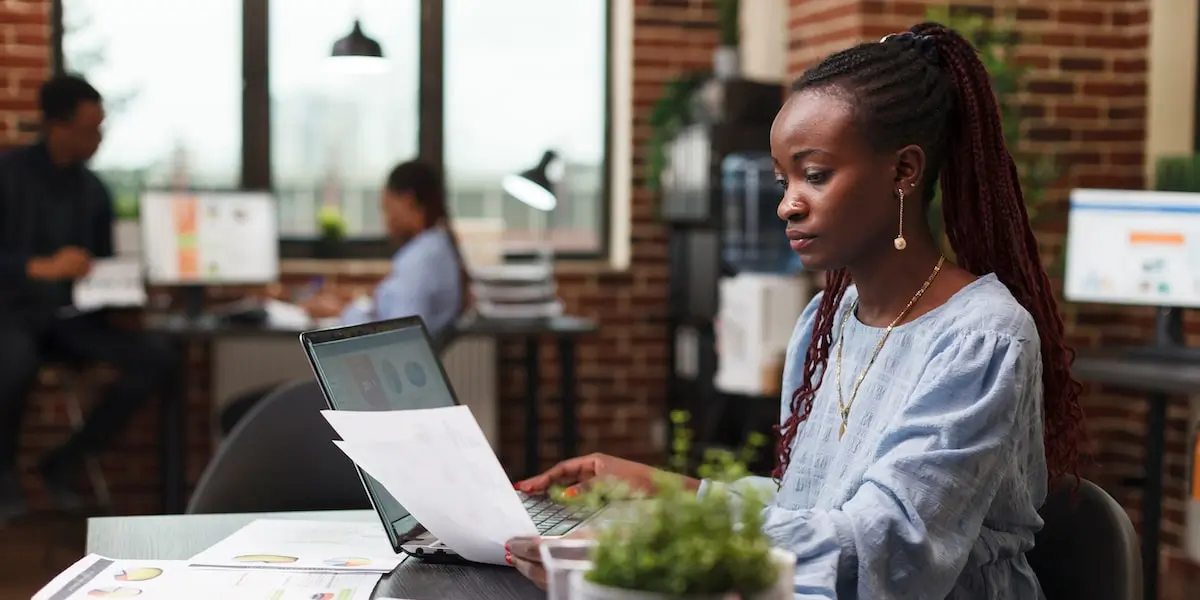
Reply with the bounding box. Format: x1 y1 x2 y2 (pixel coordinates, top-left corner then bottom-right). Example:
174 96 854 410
771 23 1087 483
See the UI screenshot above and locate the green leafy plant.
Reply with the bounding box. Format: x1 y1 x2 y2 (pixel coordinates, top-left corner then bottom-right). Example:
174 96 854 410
317 205 348 242
645 72 711 193
558 411 778 596
923 6 1059 253
1154 155 1200 192
715 0 740 47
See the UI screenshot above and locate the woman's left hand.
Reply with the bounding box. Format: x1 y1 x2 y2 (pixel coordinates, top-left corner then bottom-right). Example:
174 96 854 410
507 529 594 590
506 536 546 589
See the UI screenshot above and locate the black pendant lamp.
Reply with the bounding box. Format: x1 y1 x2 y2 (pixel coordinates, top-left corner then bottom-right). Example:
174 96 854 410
502 150 560 212
331 20 383 59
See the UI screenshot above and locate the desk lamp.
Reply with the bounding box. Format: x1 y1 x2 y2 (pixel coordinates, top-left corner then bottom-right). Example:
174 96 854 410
501 150 563 257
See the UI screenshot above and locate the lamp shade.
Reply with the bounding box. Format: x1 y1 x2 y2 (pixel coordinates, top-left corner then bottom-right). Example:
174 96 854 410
332 20 383 58
501 150 560 212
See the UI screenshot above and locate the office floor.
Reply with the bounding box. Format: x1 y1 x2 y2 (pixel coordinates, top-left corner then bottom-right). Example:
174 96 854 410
2 514 1199 599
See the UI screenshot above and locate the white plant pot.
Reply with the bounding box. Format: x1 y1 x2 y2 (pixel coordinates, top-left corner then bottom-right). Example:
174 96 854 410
569 548 796 600
714 46 740 80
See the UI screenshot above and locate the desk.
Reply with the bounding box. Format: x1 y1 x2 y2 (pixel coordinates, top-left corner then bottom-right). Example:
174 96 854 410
455 314 598 478
141 314 306 515
143 312 596 512
1072 350 1200 600
86 509 543 600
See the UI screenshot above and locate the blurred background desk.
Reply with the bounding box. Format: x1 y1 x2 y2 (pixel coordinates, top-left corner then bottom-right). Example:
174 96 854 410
1072 350 1200 600
87 509 542 600
143 313 596 513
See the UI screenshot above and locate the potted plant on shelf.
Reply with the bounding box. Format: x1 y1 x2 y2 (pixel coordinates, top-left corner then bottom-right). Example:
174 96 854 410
560 412 794 600
714 0 740 80
316 205 348 259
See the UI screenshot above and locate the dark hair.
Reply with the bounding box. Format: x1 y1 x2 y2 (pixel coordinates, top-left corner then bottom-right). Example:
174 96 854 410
385 159 471 313
39 74 102 123
773 23 1086 484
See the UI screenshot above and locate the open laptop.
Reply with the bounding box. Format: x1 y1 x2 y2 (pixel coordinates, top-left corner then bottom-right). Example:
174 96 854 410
299 316 599 563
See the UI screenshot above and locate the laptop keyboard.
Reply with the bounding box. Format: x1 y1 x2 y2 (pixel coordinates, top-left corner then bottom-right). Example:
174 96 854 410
520 493 593 537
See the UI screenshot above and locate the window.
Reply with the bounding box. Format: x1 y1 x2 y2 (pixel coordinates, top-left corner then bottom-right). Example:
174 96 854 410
61 0 242 214
270 1 420 239
59 0 612 259
444 0 609 254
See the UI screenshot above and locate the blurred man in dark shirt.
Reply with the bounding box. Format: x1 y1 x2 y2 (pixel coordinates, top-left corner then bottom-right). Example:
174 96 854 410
0 75 178 523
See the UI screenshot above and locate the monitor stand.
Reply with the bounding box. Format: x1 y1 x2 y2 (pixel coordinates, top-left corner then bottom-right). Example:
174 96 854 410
180 285 207 322
1119 306 1200 363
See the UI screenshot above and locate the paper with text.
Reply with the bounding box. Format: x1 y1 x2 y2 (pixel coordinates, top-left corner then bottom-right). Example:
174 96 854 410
324 405 538 564
72 258 147 312
33 553 380 600
187 519 403 573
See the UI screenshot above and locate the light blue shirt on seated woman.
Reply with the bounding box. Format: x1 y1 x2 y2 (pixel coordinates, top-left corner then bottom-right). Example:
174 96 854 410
699 274 1047 600
337 226 464 337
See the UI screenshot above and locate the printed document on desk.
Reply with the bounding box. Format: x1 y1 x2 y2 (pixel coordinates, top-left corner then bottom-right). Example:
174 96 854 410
71 257 147 312
325 405 539 565
187 519 403 573
34 553 380 600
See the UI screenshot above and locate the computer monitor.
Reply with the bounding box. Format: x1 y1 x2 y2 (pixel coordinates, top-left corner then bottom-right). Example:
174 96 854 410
1064 188 1200 309
139 191 280 286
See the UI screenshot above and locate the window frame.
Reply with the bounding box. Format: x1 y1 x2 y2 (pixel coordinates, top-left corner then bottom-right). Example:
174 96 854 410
53 0 614 262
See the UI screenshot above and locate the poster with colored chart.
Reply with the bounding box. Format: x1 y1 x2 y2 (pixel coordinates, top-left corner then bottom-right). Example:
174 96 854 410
187 519 402 574
33 554 379 600
140 191 279 285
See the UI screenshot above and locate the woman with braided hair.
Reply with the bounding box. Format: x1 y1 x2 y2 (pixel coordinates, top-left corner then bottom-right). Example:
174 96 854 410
506 22 1086 598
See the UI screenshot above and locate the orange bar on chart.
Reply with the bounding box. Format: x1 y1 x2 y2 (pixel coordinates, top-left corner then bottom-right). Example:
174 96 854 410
1129 231 1185 246
172 195 199 278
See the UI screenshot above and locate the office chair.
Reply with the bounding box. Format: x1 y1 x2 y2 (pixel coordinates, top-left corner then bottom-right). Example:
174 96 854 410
187 378 370 514
1026 477 1142 600
38 362 113 511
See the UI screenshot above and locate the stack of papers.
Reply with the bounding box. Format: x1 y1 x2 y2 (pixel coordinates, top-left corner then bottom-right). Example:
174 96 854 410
35 520 403 599
188 519 404 573
34 554 382 600
70 257 147 313
325 405 539 564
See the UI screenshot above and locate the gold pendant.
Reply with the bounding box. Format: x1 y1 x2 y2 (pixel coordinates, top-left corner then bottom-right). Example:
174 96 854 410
838 421 846 440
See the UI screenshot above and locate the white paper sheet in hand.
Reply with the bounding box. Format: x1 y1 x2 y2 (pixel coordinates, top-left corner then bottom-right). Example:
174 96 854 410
325 405 538 565
72 257 147 312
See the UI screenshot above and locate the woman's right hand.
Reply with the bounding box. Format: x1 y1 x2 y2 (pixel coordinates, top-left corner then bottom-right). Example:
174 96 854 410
514 453 697 497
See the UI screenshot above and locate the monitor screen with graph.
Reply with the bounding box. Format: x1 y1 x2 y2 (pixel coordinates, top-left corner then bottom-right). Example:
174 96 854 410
139 191 280 285
1064 188 1200 308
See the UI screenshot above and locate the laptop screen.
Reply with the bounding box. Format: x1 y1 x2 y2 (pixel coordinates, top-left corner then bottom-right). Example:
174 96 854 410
306 320 457 545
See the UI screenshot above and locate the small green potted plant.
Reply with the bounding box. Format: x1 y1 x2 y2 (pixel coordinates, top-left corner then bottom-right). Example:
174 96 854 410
713 0 740 80
561 412 794 600
316 205 348 259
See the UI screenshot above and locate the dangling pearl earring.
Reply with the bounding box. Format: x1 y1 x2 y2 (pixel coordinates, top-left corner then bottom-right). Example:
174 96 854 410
893 187 907 250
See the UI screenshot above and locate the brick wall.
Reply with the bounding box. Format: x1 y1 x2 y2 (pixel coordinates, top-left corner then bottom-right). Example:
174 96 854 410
788 0 1193 578
2 0 718 513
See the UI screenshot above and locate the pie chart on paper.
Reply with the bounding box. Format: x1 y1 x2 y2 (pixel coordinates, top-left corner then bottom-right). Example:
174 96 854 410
324 557 372 567
114 567 163 582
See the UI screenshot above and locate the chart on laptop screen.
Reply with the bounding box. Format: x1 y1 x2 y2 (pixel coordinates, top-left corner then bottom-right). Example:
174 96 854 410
320 342 451 412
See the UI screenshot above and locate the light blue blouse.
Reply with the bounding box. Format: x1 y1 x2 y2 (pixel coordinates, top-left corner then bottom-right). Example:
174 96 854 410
702 273 1047 599
338 226 464 338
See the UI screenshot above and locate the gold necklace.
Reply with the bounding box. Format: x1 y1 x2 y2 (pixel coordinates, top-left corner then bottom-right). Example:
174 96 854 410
834 256 946 440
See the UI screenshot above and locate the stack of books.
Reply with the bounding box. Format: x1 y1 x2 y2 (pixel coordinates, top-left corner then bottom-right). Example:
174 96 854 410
470 262 562 320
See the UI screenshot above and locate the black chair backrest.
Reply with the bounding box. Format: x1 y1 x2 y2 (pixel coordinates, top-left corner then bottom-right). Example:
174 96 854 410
1026 477 1141 600
187 378 370 514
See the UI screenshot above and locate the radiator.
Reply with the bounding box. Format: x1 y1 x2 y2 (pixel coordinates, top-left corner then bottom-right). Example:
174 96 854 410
210 336 499 450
